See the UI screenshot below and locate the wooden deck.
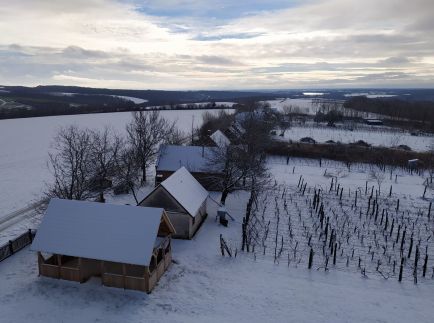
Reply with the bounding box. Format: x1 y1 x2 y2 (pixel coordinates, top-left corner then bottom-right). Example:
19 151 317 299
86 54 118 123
37 236 172 293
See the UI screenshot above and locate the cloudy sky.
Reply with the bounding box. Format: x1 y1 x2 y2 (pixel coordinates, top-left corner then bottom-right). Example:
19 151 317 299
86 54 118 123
0 0 433 89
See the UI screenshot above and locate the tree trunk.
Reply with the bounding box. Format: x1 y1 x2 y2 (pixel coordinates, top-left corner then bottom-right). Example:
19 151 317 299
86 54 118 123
142 165 147 183
129 183 139 205
220 189 229 205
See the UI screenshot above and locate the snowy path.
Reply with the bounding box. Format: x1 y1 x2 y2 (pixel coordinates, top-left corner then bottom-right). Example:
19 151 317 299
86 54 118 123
0 200 44 231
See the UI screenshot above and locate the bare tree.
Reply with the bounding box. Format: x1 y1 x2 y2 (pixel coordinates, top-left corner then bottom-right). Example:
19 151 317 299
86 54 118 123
165 128 188 145
207 145 249 205
207 106 273 205
113 145 142 204
89 127 122 200
126 111 176 183
370 165 386 195
428 142 434 185
46 126 94 200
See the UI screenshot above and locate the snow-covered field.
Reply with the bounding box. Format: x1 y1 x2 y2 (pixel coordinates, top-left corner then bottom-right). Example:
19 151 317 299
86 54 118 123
1 109 434 322
1 156 434 322
0 109 233 216
238 157 434 283
110 95 148 104
266 98 320 115
276 125 433 152
147 102 236 109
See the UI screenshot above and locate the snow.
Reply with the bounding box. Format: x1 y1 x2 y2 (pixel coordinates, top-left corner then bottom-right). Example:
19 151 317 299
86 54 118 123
303 92 325 96
31 199 164 266
1 188 433 322
344 92 398 98
160 167 208 217
1 109 434 321
276 125 433 152
266 98 321 115
50 92 148 104
109 95 148 104
0 109 232 216
210 129 230 148
156 145 219 173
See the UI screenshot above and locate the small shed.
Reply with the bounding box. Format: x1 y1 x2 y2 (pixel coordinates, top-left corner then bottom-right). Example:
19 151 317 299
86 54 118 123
31 199 175 293
140 167 208 239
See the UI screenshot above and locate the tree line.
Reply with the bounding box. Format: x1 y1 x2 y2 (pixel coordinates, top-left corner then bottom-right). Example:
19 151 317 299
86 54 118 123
344 96 434 131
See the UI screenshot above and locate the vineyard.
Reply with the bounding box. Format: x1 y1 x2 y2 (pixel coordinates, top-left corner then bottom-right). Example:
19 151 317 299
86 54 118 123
231 163 434 284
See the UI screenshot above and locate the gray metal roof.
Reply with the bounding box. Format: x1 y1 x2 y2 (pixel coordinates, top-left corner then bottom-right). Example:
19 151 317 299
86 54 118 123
31 199 165 266
156 145 221 173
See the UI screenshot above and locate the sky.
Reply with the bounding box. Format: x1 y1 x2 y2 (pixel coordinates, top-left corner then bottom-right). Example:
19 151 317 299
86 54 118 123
0 0 434 90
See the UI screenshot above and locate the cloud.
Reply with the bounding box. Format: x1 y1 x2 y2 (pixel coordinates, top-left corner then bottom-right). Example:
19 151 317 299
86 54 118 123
0 0 433 89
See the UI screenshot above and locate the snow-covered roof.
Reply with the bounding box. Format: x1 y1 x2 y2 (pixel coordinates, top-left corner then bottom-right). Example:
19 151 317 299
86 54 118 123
160 167 208 217
31 199 165 266
156 145 221 173
210 130 230 148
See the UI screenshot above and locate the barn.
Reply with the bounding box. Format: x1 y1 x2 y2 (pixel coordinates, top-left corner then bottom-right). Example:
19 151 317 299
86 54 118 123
140 167 208 239
155 144 223 190
31 198 175 293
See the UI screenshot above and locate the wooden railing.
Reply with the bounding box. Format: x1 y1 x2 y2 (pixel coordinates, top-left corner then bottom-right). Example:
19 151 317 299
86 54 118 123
102 273 147 292
0 229 36 263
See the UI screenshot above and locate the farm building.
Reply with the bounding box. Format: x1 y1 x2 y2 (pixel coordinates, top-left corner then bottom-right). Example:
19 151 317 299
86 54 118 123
365 119 384 126
140 167 208 239
155 144 223 190
31 199 175 293
210 129 231 148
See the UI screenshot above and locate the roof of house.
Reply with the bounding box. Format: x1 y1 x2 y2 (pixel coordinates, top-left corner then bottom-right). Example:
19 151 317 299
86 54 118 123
156 145 221 173
159 167 208 217
210 130 230 148
31 199 166 266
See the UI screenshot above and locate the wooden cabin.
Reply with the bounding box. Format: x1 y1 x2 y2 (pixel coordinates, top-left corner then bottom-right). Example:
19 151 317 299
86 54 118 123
155 145 223 190
31 199 175 293
140 167 208 239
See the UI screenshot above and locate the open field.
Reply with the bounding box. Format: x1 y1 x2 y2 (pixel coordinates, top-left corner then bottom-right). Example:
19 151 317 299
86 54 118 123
276 125 433 152
0 109 233 216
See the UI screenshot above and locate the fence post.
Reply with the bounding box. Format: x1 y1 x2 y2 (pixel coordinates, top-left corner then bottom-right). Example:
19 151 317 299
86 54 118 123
8 240 14 255
308 248 313 269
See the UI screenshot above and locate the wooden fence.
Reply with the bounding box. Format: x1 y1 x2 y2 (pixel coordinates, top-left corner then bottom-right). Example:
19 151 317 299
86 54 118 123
0 229 36 263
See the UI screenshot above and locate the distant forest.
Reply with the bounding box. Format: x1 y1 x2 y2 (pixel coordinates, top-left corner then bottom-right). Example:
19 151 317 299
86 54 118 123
344 96 434 131
0 86 273 120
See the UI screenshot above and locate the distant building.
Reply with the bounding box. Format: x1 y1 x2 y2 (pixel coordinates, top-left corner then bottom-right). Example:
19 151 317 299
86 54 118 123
155 145 223 190
140 167 208 239
408 159 419 169
31 199 175 293
300 137 316 144
365 119 384 126
210 129 231 148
